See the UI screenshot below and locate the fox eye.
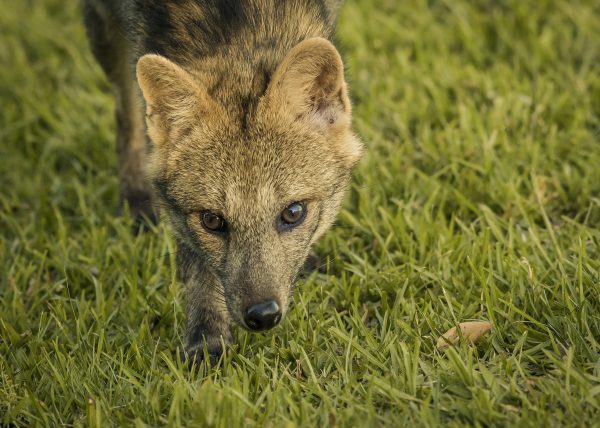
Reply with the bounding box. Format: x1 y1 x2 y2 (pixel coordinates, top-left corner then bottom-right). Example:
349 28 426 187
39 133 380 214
201 212 227 233
279 202 306 229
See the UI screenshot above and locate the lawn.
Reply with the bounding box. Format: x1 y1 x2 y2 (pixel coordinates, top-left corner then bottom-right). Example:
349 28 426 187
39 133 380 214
1 0 600 426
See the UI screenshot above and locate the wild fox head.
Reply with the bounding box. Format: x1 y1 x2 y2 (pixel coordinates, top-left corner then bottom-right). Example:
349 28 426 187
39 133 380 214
136 38 362 331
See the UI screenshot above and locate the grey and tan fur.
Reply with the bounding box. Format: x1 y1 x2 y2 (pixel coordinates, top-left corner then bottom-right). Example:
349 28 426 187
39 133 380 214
82 0 362 363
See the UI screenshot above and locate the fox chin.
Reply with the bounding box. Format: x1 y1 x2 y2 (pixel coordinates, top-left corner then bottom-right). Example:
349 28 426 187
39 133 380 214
82 0 362 364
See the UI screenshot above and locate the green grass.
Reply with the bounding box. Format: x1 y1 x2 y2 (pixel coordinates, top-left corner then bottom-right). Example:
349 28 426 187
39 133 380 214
1 0 600 426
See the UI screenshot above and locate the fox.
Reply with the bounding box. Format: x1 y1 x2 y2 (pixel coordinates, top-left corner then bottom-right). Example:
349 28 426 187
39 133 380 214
82 0 362 364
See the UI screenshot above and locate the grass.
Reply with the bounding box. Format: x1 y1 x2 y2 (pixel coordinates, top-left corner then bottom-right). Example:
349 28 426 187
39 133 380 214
1 0 600 426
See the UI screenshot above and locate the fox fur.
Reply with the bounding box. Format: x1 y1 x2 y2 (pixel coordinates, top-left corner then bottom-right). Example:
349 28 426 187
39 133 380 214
82 0 362 363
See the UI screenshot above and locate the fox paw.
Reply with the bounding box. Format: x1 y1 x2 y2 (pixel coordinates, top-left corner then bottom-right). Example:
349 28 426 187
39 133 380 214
119 190 158 233
301 250 325 276
181 343 224 368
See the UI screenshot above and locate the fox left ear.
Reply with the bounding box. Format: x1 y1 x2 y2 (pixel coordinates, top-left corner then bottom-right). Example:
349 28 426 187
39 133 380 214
136 54 219 147
264 38 362 164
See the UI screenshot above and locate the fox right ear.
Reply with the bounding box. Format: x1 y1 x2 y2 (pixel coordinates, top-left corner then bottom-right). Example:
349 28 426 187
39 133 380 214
264 38 362 165
136 54 216 146
266 38 351 128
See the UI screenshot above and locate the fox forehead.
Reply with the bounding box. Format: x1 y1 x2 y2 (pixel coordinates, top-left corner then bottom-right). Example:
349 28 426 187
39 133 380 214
162 122 345 214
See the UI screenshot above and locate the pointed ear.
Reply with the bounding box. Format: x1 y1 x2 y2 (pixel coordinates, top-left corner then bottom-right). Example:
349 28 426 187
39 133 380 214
136 54 215 146
267 38 350 123
264 38 362 164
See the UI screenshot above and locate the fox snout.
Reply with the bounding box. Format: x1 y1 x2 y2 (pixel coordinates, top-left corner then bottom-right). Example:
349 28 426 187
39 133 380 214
244 300 282 331
224 271 292 333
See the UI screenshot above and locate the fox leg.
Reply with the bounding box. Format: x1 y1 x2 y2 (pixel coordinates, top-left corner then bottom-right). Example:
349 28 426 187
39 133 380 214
177 247 232 365
184 273 232 365
83 1 156 226
113 72 156 226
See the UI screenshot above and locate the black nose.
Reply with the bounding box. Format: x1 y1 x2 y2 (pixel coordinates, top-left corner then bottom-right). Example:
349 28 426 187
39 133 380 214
244 300 281 331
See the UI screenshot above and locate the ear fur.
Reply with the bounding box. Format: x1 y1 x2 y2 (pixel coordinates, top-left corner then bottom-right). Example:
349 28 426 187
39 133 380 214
264 38 362 164
136 54 216 146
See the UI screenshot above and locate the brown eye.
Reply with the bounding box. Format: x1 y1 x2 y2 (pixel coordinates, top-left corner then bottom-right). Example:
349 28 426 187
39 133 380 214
201 212 226 233
280 202 306 228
